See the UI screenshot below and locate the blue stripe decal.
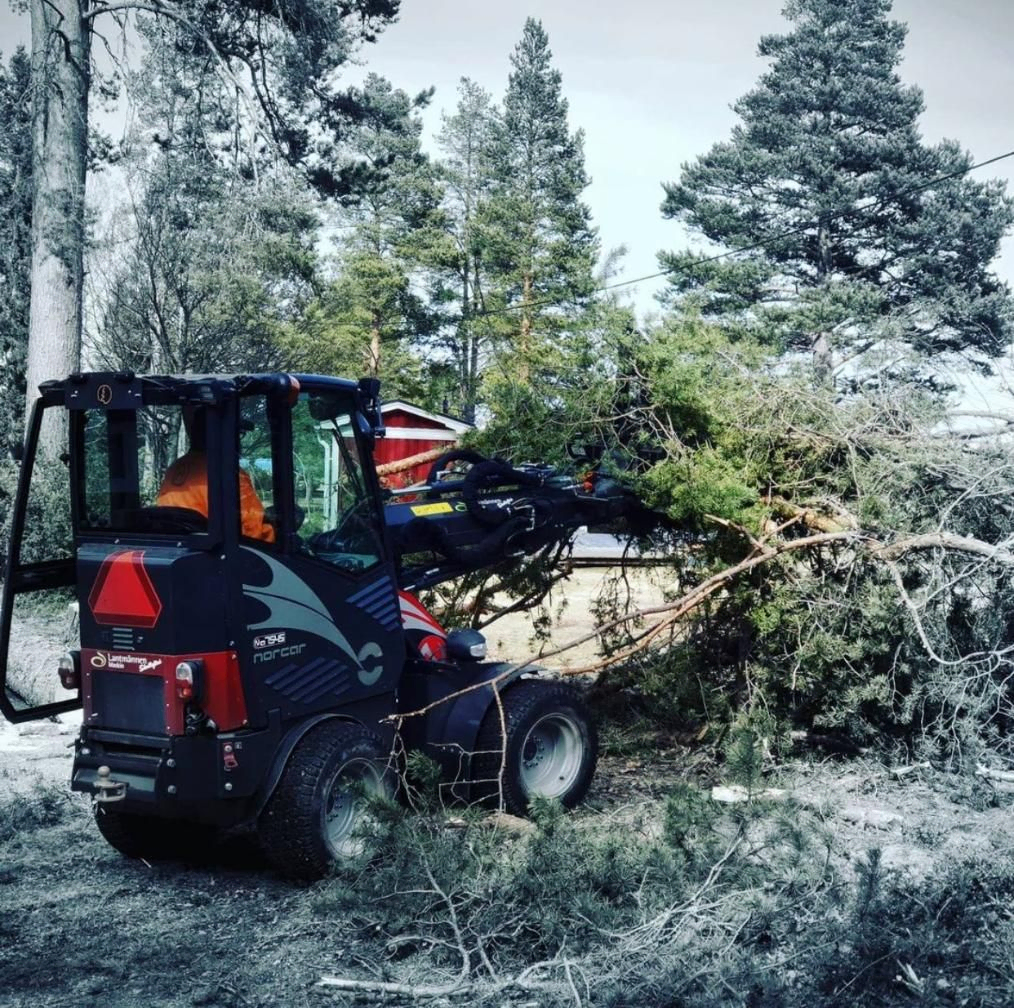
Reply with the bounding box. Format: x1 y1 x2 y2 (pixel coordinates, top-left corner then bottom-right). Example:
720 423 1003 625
347 578 400 632
265 657 354 704
293 673 353 705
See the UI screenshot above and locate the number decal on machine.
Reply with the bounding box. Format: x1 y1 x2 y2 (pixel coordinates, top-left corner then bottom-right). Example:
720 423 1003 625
410 502 453 517
253 632 287 649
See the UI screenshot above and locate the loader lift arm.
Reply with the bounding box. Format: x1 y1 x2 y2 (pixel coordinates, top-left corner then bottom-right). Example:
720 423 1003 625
381 451 662 591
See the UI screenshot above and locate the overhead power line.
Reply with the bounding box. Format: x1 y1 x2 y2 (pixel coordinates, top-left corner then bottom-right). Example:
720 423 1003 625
466 146 1014 323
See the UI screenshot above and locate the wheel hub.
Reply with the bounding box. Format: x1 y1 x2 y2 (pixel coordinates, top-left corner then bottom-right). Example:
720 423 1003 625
518 713 584 799
322 759 381 858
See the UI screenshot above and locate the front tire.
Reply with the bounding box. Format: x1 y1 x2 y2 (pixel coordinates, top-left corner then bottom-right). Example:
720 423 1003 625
258 721 393 881
473 680 598 815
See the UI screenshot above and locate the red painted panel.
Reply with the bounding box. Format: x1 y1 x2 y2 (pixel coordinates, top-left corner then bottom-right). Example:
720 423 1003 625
80 648 247 735
384 411 443 430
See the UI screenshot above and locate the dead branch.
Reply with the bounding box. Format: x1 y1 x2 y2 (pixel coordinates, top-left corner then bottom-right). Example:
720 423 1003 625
316 965 572 1000
769 496 859 534
872 532 1014 564
315 975 465 998
388 529 858 722
975 764 1014 784
376 445 455 478
557 528 858 676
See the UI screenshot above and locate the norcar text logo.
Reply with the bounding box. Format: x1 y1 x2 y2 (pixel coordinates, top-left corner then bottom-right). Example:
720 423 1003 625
252 643 307 664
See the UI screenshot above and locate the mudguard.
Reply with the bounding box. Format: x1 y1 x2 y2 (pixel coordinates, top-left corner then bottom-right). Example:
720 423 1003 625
253 703 396 816
427 661 532 796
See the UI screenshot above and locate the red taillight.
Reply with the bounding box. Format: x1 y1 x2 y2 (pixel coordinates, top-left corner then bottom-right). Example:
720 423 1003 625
175 660 203 701
57 652 80 691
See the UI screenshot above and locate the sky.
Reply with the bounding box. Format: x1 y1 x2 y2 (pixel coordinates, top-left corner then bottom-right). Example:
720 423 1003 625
1 0 1013 321
360 0 1014 317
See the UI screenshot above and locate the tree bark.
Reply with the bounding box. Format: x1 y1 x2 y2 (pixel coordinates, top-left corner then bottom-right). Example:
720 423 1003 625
518 271 532 382
27 0 89 452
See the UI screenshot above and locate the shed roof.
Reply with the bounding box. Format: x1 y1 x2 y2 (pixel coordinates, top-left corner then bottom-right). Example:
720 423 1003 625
381 400 472 434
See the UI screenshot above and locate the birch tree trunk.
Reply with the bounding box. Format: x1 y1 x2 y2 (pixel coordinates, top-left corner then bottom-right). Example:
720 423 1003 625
26 0 89 453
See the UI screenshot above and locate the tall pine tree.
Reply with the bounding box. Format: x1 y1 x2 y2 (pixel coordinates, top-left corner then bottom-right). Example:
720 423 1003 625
287 74 443 400
433 77 498 421
481 18 598 380
660 0 1014 375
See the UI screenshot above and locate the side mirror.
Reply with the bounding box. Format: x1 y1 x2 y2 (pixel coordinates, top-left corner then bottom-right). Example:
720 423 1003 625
356 412 376 446
356 377 384 435
446 628 488 662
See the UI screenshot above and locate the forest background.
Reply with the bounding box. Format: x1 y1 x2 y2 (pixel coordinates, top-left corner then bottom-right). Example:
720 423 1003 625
3 0 1012 754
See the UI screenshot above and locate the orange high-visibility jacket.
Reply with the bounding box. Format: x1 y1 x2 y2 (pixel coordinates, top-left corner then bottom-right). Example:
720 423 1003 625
156 451 276 544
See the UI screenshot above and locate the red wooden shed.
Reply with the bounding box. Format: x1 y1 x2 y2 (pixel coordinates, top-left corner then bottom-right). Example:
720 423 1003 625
374 400 473 488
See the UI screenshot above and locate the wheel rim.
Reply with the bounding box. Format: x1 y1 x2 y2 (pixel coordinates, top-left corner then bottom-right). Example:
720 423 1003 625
518 712 584 798
322 759 385 858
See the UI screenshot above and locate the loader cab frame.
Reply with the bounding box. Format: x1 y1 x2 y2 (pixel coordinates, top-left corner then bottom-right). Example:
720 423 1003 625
0 370 603 880
0 372 392 724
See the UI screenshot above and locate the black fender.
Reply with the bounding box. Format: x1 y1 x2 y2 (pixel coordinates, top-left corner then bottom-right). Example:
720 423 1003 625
254 707 395 816
431 661 533 795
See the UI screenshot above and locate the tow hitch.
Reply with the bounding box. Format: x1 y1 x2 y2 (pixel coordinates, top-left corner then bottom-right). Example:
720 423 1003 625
93 765 127 803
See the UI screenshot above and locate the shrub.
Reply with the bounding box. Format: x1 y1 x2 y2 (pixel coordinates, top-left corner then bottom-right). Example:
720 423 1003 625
0 782 75 844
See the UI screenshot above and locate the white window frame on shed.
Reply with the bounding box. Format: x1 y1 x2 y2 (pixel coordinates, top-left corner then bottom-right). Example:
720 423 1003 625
315 402 472 526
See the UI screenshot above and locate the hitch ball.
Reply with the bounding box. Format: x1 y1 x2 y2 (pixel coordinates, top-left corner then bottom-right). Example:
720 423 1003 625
93 765 127 804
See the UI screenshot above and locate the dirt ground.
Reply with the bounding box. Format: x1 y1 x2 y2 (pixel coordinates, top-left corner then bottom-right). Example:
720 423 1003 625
3 707 1014 1008
3 571 1014 1006
480 564 672 670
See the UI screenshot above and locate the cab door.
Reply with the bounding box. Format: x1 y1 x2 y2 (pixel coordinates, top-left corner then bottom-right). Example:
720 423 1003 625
0 392 81 723
234 383 404 729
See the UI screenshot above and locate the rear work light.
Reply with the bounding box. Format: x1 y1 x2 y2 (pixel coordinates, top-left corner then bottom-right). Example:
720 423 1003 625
57 652 80 691
175 660 204 701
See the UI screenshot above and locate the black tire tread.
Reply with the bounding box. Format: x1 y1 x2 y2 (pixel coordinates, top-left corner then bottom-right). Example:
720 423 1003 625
94 807 217 861
472 679 598 816
258 720 388 881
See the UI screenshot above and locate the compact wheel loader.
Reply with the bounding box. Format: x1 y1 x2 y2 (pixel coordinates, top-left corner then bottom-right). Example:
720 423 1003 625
0 372 657 879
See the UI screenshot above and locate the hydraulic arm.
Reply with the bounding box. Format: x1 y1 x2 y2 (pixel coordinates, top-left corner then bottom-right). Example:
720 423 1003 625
380 451 661 590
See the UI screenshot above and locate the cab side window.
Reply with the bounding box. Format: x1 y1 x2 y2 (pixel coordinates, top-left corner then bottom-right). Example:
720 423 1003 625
237 397 278 546
291 393 381 573
80 406 210 535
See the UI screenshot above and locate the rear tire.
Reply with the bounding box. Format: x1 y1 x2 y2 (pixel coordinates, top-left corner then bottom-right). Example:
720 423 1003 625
94 807 218 861
472 680 598 816
258 721 393 881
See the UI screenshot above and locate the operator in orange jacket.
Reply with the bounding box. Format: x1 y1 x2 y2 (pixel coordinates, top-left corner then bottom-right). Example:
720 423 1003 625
157 406 276 544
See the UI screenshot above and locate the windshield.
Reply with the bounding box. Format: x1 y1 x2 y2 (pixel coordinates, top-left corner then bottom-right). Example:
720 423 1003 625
290 391 382 573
